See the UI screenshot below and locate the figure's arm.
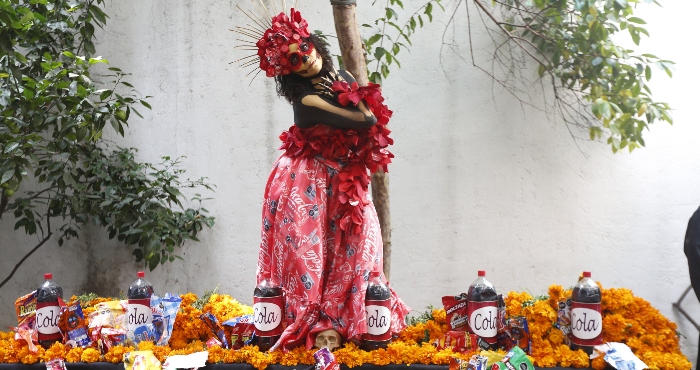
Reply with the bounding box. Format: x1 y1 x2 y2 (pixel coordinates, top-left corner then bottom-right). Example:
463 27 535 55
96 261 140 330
685 207 700 300
293 93 377 129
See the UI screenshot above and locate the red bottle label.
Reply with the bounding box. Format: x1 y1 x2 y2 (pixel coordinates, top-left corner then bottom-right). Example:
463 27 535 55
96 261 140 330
253 296 283 337
36 301 61 342
365 299 391 341
570 301 602 346
467 300 497 344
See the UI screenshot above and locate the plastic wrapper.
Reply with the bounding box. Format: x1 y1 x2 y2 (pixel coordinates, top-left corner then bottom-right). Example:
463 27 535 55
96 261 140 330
223 314 255 349
450 355 488 370
123 350 161 370
206 337 222 348
490 346 534 370
592 342 648 370
14 291 38 352
496 316 531 354
163 351 208 370
59 301 91 348
200 313 229 349
94 327 126 354
45 359 67 370
151 293 182 346
434 330 478 354
313 347 340 370
89 300 127 329
443 294 470 331
555 296 572 346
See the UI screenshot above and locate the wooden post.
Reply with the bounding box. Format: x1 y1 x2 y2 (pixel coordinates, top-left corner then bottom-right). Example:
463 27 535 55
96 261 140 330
330 1 392 280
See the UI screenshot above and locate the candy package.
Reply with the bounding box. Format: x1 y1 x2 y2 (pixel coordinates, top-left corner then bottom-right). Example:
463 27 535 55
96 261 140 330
443 293 470 331
200 313 229 349
223 314 255 349
59 301 91 348
490 346 534 370
434 330 478 353
123 350 161 370
151 293 182 346
450 355 488 370
505 317 530 354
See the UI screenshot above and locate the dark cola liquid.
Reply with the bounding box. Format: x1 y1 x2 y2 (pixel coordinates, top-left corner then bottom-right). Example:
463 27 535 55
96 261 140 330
362 276 391 351
467 283 498 302
37 279 63 349
570 281 601 354
254 285 283 351
127 280 154 299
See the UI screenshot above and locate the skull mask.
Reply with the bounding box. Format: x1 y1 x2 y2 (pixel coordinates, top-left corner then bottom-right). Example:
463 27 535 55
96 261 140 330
314 329 342 351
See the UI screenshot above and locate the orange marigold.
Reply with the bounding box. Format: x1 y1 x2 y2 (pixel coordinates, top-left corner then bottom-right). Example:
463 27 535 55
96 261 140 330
81 347 101 363
65 347 84 363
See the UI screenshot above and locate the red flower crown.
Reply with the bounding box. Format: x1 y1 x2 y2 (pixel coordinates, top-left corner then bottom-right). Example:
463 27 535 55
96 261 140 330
256 9 311 77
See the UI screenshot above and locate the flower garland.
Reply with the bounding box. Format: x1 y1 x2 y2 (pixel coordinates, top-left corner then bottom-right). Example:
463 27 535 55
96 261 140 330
278 82 393 234
0 285 690 370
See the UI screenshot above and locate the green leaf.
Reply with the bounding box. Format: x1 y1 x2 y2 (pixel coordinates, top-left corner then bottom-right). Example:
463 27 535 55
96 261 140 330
1 169 14 184
366 34 382 47
592 57 603 66
627 17 646 24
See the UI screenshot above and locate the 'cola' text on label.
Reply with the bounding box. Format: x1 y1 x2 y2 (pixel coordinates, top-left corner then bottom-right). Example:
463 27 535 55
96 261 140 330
571 307 602 340
127 299 153 331
36 305 61 334
254 302 282 332
468 305 498 337
365 304 391 335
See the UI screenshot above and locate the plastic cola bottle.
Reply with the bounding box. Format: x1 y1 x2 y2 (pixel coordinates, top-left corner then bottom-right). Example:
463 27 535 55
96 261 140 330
37 273 63 349
570 271 602 354
253 272 283 351
467 270 498 347
127 271 154 335
363 271 392 350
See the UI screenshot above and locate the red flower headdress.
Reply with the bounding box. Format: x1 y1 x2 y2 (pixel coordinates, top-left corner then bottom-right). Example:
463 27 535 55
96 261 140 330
233 1 312 80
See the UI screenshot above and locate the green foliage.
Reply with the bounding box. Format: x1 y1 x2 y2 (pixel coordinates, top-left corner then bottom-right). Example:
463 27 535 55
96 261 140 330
405 304 436 326
0 0 214 276
363 0 444 83
488 0 673 152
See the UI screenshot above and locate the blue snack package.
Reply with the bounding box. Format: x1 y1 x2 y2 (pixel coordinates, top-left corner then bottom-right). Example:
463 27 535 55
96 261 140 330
200 312 229 349
59 301 91 348
151 293 182 346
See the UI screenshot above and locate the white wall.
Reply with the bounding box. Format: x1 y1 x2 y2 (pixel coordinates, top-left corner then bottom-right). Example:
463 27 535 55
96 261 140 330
1 0 699 364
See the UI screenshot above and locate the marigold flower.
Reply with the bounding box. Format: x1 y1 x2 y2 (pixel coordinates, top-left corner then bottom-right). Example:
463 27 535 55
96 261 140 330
80 348 101 363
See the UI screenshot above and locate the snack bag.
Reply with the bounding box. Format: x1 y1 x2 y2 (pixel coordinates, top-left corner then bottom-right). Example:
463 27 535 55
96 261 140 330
313 347 340 370
89 300 127 329
505 317 530 354
123 350 161 370
200 313 229 349
490 346 534 370
450 355 488 370
223 314 255 349
94 327 127 354
45 359 67 370
151 293 182 346
555 296 572 346
59 301 91 348
443 293 470 331
434 330 478 353
14 291 38 350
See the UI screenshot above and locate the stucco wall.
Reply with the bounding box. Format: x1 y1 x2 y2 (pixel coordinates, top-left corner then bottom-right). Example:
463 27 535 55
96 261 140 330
1 0 699 365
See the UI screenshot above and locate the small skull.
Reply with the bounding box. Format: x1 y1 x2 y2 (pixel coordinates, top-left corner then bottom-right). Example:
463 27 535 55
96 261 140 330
314 329 342 351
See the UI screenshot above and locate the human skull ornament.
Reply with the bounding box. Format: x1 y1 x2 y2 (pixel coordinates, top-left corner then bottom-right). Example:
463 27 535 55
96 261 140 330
314 329 342 351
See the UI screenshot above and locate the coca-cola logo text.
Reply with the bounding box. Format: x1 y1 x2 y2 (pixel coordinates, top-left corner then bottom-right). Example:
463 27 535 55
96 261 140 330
302 250 323 273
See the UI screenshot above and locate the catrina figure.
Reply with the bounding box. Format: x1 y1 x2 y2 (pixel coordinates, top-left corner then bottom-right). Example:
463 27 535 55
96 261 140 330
234 0 410 352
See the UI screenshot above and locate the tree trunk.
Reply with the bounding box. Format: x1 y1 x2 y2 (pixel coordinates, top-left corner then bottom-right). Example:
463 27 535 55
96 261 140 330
330 2 392 281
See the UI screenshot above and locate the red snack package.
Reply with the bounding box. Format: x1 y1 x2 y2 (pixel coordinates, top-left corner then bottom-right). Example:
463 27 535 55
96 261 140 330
434 330 478 354
14 291 38 353
223 315 255 350
443 293 469 331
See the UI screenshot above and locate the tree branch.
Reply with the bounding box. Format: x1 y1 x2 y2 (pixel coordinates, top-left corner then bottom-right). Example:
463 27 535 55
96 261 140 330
0 209 52 290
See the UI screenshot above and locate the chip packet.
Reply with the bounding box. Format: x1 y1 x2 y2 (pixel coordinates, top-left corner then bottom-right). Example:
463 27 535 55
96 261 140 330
14 291 38 352
59 301 91 348
505 317 531 354
223 314 255 349
555 296 572 346
443 293 470 331
151 293 182 346
490 346 534 370
200 313 229 349
123 350 161 370
89 301 127 329
434 330 478 354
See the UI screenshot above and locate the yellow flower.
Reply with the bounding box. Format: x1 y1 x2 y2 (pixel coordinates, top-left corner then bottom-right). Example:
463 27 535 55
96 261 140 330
81 348 101 363
42 342 67 361
104 345 134 364
65 347 84 363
